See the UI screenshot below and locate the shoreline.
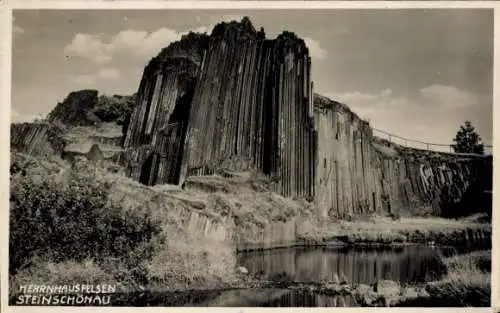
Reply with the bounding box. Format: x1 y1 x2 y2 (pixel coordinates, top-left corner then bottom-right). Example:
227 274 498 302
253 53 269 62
235 219 492 253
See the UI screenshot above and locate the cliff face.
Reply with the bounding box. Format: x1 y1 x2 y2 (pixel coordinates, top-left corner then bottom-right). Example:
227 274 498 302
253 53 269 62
371 138 492 218
314 95 376 219
122 18 316 199
12 18 490 220
118 17 491 219
46 89 135 126
119 32 209 185
313 95 492 218
48 90 101 126
10 122 67 157
182 29 316 200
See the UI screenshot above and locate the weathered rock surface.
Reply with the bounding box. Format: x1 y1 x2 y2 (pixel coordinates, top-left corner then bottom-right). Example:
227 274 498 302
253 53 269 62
117 17 491 219
313 95 492 218
47 90 101 126
121 18 316 201
11 17 492 220
10 122 67 157
45 89 135 127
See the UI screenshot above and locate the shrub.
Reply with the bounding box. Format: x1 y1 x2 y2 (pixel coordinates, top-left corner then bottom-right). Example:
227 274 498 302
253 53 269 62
92 95 135 125
9 168 163 277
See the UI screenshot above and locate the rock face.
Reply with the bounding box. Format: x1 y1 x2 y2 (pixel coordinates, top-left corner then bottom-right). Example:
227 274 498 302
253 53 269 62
48 90 101 126
313 95 492 218
117 17 492 219
47 89 135 126
10 122 67 157
121 18 316 200
11 17 492 220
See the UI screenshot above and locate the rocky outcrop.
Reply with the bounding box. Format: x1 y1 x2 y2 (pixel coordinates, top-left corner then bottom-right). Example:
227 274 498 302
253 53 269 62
47 90 101 126
117 17 491 219
122 18 316 201
11 17 491 220
314 95 376 218
10 122 67 157
372 138 492 218
313 95 492 219
46 89 135 127
182 26 316 201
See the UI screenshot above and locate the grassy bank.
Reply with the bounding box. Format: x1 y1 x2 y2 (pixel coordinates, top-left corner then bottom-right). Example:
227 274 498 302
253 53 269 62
297 214 491 248
392 250 491 307
9 154 238 296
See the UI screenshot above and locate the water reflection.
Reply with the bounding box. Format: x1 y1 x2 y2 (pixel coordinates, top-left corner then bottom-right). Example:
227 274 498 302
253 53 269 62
15 245 481 307
238 245 447 285
110 289 358 307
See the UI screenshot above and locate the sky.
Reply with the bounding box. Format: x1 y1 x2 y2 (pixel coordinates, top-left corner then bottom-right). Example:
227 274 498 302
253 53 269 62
12 9 493 148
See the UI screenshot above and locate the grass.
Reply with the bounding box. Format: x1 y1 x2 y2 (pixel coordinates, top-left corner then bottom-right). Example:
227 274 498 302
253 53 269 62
9 153 239 296
351 250 490 307
393 250 491 307
9 151 492 303
297 214 491 247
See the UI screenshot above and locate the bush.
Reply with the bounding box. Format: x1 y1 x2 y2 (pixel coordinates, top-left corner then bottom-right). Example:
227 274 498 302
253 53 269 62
92 95 135 125
9 169 163 278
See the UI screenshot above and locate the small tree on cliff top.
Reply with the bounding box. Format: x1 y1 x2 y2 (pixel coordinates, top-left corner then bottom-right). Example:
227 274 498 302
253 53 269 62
451 121 484 154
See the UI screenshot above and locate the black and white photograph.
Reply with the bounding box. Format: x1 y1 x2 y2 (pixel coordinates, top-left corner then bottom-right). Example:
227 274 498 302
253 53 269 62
8 8 493 307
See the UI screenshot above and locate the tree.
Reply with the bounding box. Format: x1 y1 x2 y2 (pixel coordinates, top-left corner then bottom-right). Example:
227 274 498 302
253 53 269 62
451 121 484 154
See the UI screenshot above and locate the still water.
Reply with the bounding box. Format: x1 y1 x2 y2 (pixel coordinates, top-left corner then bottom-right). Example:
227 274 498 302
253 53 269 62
112 245 457 306
238 245 448 285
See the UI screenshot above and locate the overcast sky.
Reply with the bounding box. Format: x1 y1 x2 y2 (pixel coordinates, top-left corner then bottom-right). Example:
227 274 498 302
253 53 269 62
12 9 493 147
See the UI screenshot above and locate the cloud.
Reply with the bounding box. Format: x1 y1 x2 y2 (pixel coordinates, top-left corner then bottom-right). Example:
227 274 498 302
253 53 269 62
65 15 249 63
325 88 411 120
303 37 327 60
74 74 96 85
420 85 478 108
327 85 479 119
98 68 120 79
11 110 44 123
64 16 327 66
322 85 484 147
72 68 120 87
64 25 214 64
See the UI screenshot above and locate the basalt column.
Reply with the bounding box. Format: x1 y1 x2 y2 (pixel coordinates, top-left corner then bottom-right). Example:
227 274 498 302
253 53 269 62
120 32 209 185
180 28 316 199
313 95 379 219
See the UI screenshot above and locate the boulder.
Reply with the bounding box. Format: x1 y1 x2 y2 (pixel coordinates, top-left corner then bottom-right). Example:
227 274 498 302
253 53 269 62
373 280 400 296
236 266 249 275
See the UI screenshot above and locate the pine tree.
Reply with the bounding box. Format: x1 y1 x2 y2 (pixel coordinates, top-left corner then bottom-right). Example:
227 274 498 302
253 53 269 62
451 121 484 154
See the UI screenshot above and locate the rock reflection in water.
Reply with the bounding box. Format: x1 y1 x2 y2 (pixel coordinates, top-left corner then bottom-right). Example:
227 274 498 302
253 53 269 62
238 245 446 284
111 289 358 307
205 289 356 307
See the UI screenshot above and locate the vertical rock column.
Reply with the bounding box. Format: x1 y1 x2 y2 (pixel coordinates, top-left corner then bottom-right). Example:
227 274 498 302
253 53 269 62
181 29 316 200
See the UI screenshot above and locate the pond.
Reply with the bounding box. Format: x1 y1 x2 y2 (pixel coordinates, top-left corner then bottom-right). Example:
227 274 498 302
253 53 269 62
11 245 483 307
112 245 458 307
237 245 449 285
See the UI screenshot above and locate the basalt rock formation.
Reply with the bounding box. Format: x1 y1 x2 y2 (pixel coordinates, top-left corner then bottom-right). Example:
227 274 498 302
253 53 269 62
10 122 67 158
48 90 101 126
121 17 316 199
11 18 492 220
118 17 491 219
314 95 492 219
48 89 135 126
